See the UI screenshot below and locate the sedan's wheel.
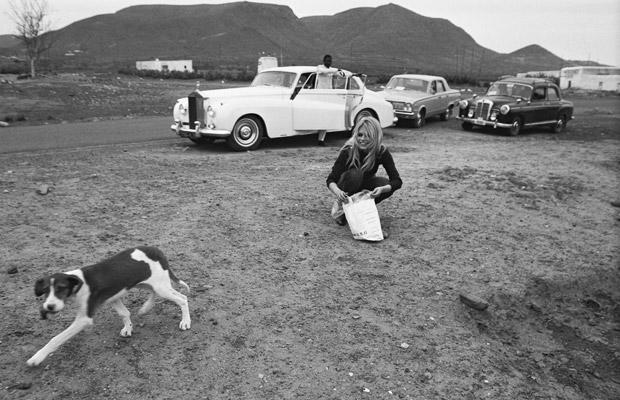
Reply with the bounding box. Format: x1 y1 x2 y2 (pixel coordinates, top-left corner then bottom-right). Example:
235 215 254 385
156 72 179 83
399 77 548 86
227 116 263 151
551 115 566 133
461 121 473 131
354 109 374 126
412 111 425 128
440 106 453 121
508 117 522 136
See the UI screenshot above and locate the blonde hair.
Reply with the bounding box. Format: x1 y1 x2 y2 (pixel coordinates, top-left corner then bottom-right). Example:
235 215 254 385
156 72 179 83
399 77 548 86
343 116 385 172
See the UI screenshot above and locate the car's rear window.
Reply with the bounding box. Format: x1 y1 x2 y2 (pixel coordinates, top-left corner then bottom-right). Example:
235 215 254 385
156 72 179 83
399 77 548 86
251 71 296 88
547 87 560 100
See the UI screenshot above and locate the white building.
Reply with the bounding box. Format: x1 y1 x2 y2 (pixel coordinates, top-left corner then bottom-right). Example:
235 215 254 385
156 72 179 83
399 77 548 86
559 66 620 91
136 59 193 73
257 56 278 73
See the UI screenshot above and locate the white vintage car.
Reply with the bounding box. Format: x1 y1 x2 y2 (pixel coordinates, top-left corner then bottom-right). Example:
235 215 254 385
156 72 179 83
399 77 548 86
171 66 395 151
381 74 461 128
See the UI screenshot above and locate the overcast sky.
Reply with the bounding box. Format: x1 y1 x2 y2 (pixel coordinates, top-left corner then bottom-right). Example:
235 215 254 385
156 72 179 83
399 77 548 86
2 0 619 66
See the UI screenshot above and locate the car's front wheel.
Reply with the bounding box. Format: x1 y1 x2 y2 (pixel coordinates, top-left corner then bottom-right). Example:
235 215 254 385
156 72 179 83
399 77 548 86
508 117 522 136
354 109 375 126
412 110 426 128
227 116 264 151
551 115 567 133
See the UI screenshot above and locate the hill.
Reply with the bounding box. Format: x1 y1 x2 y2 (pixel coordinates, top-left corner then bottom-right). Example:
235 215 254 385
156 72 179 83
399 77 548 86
1 2 579 78
301 3 498 76
0 34 20 49
490 44 565 72
42 3 323 66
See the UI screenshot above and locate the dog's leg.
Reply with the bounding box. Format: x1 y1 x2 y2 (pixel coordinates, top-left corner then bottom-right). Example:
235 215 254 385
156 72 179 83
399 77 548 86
152 284 191 330
27 316 93 367
109 299 133 337
138 291 155 315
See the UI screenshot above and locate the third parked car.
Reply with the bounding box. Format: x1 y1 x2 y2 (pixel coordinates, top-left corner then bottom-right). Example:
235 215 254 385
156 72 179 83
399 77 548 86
457 77 574 136
381 74 461 128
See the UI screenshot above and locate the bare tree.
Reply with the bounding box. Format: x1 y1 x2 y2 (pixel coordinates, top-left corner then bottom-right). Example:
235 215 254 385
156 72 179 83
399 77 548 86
8 0 53 77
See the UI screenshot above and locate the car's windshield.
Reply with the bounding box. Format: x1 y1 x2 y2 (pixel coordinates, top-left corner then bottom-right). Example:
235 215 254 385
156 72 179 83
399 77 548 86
487 82 533 99
251 71 296 88
385 77 428 92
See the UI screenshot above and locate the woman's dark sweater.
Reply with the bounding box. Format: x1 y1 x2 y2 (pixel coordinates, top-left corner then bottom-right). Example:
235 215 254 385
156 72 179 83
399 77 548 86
326 146 402 192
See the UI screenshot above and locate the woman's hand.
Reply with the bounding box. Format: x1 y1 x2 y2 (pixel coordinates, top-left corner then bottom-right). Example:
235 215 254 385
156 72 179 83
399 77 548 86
334 187 348 202
370 185 391 198
329 182 349 202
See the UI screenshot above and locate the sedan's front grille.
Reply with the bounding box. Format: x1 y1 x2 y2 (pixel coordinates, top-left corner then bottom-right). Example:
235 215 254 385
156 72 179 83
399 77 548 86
474 100 493 119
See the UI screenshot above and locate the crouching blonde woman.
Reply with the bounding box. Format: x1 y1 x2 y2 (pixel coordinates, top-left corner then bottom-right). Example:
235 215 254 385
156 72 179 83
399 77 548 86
326 116 402 227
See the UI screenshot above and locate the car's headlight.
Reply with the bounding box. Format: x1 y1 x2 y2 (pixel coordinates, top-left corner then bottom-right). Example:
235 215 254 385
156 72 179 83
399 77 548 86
403 103 412 113
177 102 186 115
500 104 510 115
459 100 468 109
207 105 215 118
467 109 474 118
490 111 498 121
206 105 217 129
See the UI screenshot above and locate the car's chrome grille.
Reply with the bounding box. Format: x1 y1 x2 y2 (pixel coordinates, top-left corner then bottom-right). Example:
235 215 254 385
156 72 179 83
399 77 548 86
389 101 406 111
187 91 205 129
188 96 197 126
474 100 493 119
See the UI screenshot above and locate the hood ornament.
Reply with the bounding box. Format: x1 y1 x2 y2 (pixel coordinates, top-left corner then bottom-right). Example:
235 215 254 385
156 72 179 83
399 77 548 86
195 81 200 92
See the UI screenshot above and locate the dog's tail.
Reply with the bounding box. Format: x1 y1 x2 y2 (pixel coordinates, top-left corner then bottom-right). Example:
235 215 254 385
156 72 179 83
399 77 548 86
169 270 190 293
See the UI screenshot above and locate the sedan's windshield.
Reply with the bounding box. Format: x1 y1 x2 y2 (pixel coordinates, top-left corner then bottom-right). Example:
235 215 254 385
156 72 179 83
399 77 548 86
386 77 428 92
487 82 532 99
251 71 296 88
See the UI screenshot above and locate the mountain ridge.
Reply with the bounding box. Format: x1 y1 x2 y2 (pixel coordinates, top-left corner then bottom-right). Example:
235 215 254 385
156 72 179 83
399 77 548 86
0 2 604 77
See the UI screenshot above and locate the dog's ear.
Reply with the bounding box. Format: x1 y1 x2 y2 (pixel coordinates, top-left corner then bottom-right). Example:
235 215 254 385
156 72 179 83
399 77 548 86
34 278 49 297
66 275 83 295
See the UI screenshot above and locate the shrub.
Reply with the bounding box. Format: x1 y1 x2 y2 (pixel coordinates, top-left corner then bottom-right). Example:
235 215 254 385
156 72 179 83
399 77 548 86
0 63 26 74
118 67 255 82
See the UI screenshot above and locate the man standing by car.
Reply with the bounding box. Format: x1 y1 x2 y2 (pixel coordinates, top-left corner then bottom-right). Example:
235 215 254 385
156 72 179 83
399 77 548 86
316 54 346 146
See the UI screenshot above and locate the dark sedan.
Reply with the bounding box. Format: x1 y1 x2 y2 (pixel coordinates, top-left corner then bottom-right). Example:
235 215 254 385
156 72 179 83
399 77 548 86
457 77 573 136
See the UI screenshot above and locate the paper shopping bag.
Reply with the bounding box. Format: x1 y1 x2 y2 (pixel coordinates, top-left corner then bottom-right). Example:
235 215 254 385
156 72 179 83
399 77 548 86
342 190 384 241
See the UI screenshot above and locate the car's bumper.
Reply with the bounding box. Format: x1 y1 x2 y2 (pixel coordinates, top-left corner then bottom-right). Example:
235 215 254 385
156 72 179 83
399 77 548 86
171 121 230 138
395 111 418 120
457 116 511 129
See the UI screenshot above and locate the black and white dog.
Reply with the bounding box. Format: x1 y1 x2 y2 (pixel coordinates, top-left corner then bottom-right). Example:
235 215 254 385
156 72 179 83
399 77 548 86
27 246 191 367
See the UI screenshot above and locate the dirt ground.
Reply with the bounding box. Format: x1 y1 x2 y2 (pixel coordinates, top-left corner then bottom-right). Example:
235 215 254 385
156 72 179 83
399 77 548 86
1 74 619 399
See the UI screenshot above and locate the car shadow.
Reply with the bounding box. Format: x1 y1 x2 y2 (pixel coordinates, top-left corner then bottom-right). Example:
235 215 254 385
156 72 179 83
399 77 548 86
174 130 354 153
394 115 450 129
467 126 557 138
